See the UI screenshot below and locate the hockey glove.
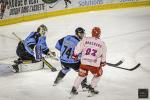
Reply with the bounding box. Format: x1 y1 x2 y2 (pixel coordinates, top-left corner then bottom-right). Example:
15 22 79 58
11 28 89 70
72 53 78 61
100 62 106 67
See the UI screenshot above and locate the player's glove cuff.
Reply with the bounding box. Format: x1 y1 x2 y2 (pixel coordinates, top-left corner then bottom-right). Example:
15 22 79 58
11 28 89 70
72 53 78 61
100 62 106 67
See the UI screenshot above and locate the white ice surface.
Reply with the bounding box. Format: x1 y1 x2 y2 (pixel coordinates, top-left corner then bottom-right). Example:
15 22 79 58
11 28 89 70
0 7 150 100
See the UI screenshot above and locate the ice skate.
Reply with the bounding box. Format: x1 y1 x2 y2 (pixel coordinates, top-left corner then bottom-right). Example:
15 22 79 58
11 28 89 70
11 64 19 73
53 71 65 86
69 87 78 99
81 83 90 91
53 77 63 86
88 85 99 97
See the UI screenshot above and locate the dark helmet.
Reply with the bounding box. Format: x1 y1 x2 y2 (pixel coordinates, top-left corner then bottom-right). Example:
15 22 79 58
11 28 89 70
37 24 48 35
75 27 85 40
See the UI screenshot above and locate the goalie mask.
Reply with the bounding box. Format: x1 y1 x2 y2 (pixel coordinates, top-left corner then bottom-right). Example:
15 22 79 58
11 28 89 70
75 27 85 40
92 27 101 38
37 24 48 36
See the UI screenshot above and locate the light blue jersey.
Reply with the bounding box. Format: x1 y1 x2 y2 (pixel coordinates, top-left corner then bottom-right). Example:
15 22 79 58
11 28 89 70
24 32 49 56
55 35 80 63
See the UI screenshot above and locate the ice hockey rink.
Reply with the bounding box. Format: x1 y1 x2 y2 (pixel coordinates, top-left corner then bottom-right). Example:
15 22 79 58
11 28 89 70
0 7 150 100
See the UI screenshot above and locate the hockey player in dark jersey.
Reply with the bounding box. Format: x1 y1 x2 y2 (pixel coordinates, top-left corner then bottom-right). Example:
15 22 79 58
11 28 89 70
0 0 8 19
53 27 89 90
12 24 56 72
64 0 71 8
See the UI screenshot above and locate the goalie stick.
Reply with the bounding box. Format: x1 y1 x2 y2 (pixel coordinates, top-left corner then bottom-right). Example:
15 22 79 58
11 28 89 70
12 32 22 41
42 57 57 72
12 32 57 71
109 63 141 71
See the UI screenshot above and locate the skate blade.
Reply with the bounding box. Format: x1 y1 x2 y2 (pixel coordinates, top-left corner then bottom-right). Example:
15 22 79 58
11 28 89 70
53 83 57 86
87 92 99 97
69 93 78 99
68 94 75 99
8 65 17 73
87 93 94 97
83 88 90 91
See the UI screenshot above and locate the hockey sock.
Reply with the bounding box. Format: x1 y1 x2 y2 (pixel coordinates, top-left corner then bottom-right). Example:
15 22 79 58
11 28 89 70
73 76 86 89
54 70 66 84
91 76 100 88
65 1 68 7
81 77 88 88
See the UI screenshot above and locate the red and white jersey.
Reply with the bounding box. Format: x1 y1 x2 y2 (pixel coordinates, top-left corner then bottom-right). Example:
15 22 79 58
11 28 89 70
74 37 107 67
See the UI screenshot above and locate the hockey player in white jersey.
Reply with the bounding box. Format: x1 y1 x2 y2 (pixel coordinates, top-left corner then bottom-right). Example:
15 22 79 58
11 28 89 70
70 27 107 97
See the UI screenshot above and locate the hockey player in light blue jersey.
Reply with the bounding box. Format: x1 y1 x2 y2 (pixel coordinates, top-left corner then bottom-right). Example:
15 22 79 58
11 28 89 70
53 27 89 90
12 24 56 72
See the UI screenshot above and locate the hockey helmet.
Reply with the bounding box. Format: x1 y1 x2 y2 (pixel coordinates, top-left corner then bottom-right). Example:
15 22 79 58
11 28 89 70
37 24 48 35
75 27 85 40
92 27 101 38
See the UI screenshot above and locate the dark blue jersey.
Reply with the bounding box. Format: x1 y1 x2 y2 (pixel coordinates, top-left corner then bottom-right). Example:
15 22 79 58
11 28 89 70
23 32 49 56
55 35 80 63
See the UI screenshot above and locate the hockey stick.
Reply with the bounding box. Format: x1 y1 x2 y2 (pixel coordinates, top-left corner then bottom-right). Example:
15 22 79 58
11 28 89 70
106 60 123 67
49 0 62 8
0 34 17 40
12 32 57 71
109 63 141 71
12 32 22 41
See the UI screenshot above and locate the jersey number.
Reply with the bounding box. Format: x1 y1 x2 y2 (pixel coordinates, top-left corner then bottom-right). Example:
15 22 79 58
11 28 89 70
85 48 97 56
62 45 72 59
